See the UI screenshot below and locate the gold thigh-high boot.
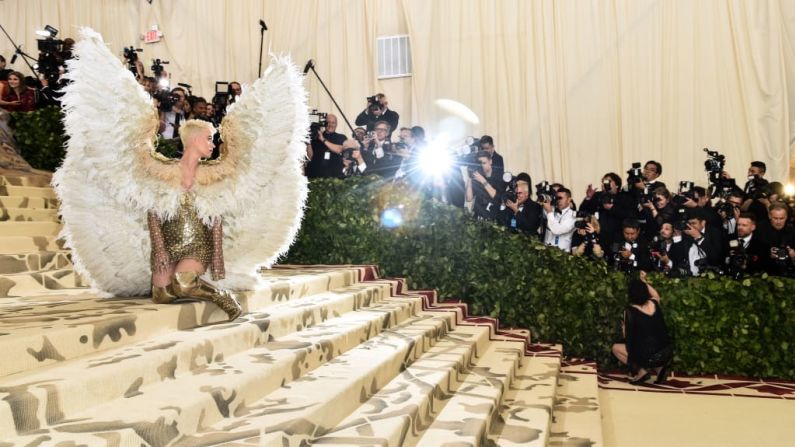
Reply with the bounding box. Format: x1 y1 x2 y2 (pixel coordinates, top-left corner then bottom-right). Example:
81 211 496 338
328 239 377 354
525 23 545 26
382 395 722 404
152 284 178 304
171 271 242 321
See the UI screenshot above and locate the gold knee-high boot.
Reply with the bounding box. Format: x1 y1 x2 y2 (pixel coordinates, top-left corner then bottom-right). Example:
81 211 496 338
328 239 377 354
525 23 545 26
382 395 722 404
152 284 178 304
171 271 242 321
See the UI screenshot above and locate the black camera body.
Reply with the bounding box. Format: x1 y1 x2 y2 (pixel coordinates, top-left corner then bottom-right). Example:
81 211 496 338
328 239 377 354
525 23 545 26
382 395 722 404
626 162 644 185
574 210 591 230
503 173 518 203
672 207 689 232
745 175 771 200
703 147 736 198
771 246 790 262
535 181 555 203
123 46 143 76
726 239 747 279
151 58 169 79
367 95 383 113
672 181 695 207
308 109 329 140
717 201 736 218
154 90 180 112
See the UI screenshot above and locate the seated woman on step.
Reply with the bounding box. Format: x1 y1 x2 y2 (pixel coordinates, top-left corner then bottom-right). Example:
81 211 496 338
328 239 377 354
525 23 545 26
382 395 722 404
611 271 673 384
147 119 242 321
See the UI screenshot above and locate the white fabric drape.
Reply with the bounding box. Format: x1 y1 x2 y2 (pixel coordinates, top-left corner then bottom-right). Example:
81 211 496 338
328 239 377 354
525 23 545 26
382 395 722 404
1 0 792 198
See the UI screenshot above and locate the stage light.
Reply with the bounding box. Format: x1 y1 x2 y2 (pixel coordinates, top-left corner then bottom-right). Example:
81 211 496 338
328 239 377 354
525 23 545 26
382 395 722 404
36 25 58 38
416 135 453 179
785 183 795 196
380 207 404 229
158 77 170 89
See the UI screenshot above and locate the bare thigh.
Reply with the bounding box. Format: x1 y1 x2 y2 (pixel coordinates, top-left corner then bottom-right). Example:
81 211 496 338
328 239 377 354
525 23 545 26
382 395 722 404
175 258 206 274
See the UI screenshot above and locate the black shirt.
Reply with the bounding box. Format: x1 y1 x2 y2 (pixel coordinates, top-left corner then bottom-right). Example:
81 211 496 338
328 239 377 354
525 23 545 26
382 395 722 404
307 131 347 178
472 171 505 221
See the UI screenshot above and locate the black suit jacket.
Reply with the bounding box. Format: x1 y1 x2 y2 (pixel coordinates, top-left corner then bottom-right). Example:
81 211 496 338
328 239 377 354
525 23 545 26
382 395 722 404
355 108 400 136
742 235 771 274
500 200 542 238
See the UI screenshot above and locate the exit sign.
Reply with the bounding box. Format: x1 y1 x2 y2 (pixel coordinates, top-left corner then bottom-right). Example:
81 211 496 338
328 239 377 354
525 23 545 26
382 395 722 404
144 26 162 44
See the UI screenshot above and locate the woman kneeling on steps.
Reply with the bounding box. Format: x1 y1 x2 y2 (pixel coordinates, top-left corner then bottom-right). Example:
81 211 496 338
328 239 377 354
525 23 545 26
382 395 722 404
612 271 673 384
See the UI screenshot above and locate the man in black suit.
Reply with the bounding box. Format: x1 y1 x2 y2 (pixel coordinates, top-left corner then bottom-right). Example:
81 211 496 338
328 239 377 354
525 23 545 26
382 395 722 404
681 208 724 276
729 213 771 275
355 93 399 138
650 222 689 277
614 219 654 272
500 173 542 238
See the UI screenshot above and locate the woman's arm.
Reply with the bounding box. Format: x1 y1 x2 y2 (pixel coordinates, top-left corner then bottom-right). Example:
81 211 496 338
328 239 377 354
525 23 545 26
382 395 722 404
210 217 225 281
640 271 661 302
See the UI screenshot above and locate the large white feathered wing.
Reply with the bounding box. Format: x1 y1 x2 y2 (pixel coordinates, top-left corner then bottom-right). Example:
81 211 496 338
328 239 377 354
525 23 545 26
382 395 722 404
53 27 159 296
193 56 310 290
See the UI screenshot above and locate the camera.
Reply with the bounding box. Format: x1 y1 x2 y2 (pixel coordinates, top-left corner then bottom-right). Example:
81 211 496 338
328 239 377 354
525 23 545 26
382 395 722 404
503 172 518 203
672 208 689 232
122 46 143 76
308 109 328 140
745 175 771 200
153 90 181 112
574 210 591 230
626 162 644 185
717 201 737 218
151 58 169 79
452 136 481 157
611 242 636 273
703 148 736 199
367 95 383 113
535 181 555 203
672 181 695 207
771 246 790 262
726 239 747 279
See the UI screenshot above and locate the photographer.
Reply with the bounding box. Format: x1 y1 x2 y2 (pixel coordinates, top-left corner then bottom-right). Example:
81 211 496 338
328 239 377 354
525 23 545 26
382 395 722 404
682 208 724 276
341 139 369 177
727 213 771 275
571 214 604 260
479 135 505 180
355 93 399 137
640 186 675 237
581 173 632 257
681 186 722 231
500 173 542 238
612 219 653 272
716 191 744 240
360 120 399 177
757 203 795 276
542 187 576 251
306 113 347 178
649 222 689 277
466 151 504 221
158 87 187 139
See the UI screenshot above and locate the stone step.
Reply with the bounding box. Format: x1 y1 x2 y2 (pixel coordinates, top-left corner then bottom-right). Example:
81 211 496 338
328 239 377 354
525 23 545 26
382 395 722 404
173 310 462 446
0 175 52 188
0 252 72 275
548 360 604 447
0 269 88 299
0 184 57 199
0 207 60 222
0 267 365 378
487 351 562 446
0 285 420 438
0 236 65 254
0 221 62 237
0 196 57 209
316 335 521 446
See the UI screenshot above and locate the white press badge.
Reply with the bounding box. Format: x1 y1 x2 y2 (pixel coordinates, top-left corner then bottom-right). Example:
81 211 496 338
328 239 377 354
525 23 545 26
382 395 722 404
324 151 331 160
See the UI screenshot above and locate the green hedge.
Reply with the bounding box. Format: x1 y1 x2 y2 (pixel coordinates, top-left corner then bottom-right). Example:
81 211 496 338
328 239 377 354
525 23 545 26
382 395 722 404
9 107 66 172
284 177 795 380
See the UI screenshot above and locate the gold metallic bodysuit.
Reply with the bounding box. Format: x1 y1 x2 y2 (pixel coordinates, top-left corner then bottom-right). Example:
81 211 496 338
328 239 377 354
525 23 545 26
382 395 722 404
147 192 225 280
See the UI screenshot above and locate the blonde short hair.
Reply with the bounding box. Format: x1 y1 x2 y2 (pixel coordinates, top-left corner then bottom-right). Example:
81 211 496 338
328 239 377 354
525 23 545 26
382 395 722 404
178 119 216 147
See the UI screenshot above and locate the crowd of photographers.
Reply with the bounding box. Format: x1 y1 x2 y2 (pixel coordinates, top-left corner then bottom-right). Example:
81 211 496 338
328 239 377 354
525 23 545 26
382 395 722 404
306 101 795 279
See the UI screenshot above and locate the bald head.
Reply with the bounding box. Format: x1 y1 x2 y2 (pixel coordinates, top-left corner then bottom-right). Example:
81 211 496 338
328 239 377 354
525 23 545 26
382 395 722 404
326 114 338 133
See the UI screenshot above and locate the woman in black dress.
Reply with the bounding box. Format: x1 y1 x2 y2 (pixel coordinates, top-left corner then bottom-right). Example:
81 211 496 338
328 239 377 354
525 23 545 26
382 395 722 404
612 272 673 384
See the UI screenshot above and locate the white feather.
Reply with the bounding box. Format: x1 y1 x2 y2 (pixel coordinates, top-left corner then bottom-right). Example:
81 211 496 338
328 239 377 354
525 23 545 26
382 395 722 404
53 28 309 295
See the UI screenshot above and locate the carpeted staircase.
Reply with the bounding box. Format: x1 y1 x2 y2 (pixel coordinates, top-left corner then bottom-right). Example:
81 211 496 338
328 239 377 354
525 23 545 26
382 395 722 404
0 175 604 447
